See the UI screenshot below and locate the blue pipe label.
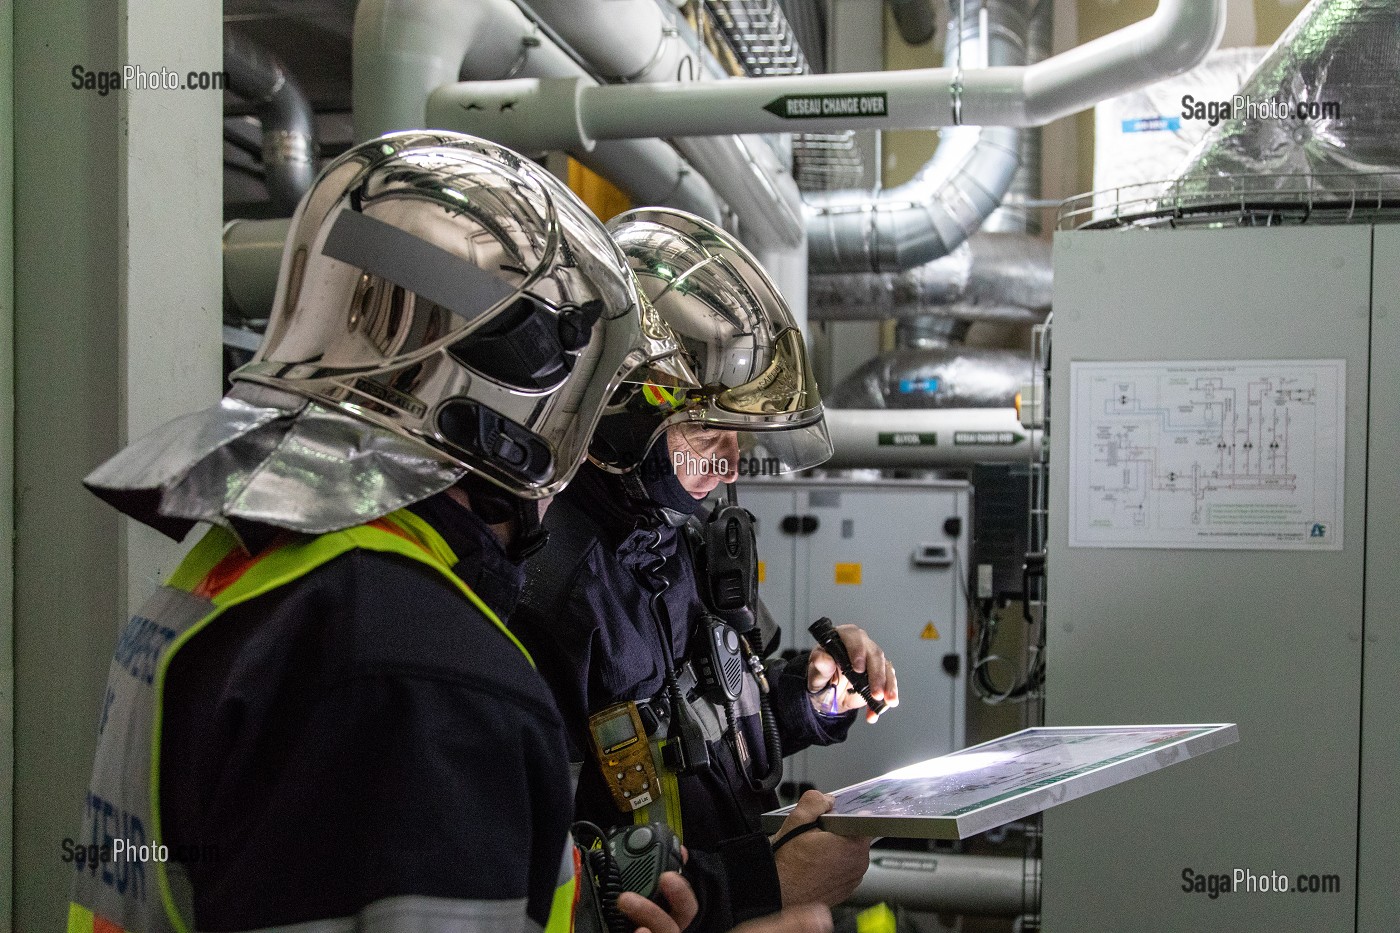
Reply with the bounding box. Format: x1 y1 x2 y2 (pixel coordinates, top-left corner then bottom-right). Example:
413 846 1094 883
1121 116 1182 133
898 377 940 394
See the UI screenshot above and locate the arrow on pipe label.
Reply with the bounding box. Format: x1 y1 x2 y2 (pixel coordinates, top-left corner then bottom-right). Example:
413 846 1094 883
762 92 889 120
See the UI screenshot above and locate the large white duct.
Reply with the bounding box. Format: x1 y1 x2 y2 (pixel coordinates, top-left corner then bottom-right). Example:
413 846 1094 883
805 0 1026 274
439 0 1225 143
351 0 722 221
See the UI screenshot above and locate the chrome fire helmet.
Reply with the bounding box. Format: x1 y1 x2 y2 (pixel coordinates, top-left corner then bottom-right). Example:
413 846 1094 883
591 207 832 475
85 132 696 543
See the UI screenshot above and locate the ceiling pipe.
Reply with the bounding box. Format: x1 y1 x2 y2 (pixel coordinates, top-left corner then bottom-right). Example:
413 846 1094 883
224 26 318 213
851 852 1040 916
351 0 722 222
223 218 290 324
823 408 1038 466
806 0 1025 274
465 0 806 250
888 0 939 47
434 0 1226 143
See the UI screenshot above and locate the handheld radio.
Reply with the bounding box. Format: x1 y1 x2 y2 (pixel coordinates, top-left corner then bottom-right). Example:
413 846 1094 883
573 820 682 933
698 485 759 632
607 822 683 902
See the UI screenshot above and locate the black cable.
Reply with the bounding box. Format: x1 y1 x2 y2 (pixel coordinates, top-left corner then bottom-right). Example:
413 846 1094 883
770 819 822 853
954 545 1041 704
633 527 708 775
572 821 629 933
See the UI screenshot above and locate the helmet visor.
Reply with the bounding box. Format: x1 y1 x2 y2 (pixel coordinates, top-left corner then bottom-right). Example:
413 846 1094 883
734 419 833 474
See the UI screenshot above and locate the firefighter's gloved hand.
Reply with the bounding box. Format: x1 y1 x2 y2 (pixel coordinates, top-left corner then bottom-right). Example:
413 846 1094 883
770 790 871 908
806 622 899 723
619 871 697 933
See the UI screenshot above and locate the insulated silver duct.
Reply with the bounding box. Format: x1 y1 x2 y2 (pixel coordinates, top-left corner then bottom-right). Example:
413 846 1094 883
808 233 1051 321
805 0 1027 274
224 27 318 213
1173 0 1400 195
828 345 1028 409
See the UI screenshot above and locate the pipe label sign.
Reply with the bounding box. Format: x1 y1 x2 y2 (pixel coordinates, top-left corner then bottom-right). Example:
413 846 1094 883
878 432 937 446
763 93 888 120
953 431 1025 446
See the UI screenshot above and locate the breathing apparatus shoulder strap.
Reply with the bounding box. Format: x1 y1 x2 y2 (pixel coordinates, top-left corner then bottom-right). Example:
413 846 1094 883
520 493 598 621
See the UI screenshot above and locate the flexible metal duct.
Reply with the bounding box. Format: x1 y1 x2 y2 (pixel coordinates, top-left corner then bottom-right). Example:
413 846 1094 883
224 27 317 213
805 0 1027 273
828 346 1028 409
1172 0 1400 195
888 0 938 46
809 232 1051 321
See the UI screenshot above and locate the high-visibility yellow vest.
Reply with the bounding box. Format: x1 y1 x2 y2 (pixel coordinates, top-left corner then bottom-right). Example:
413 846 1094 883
68 510 576 933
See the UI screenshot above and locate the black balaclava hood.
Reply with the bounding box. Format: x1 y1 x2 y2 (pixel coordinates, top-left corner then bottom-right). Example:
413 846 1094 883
631 434 706 526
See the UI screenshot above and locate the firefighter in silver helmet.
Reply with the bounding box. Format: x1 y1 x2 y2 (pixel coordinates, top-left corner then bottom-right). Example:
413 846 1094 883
69 132 714 933
515 208 900 931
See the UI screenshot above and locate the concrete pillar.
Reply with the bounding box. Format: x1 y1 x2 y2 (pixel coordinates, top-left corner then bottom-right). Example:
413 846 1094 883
11 0 220 926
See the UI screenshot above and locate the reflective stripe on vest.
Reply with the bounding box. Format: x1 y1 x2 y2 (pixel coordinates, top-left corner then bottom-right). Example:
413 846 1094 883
70 510 575 933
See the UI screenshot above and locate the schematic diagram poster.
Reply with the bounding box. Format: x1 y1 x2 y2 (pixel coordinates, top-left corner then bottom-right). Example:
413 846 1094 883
1069 360 1345 550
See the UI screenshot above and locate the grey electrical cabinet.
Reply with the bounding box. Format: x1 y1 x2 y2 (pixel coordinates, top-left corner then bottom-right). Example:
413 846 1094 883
1045 223 1399 932
738 478 970 795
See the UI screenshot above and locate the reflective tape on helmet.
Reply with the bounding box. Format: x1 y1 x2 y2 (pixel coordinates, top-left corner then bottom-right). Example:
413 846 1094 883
641 384 684 410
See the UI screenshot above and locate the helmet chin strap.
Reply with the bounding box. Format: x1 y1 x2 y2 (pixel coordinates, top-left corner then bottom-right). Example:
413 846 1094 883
460 475 550 561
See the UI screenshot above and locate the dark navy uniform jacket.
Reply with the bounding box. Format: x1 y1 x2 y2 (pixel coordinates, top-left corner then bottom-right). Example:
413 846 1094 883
513 462 855 930
160 493 572 931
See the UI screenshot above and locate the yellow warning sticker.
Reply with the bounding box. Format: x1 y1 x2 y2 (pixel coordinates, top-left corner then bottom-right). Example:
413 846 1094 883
757 561 766 583
920 622 940 640
834 562 862 585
